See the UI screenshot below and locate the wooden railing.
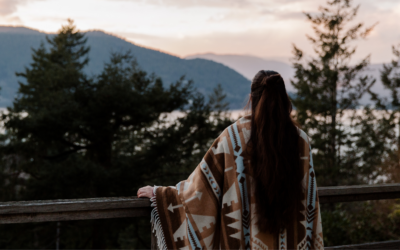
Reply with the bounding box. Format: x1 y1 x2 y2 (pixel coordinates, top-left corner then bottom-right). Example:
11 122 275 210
0 184 400 249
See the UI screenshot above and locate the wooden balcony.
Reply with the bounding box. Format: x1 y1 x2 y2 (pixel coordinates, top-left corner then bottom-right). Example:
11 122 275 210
1 184 400 249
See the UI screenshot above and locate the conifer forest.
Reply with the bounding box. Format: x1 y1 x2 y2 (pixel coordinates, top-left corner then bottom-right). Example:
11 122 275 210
0 0 399 248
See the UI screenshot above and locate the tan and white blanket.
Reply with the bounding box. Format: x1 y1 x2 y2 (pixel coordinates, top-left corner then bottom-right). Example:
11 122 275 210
151 116 324 250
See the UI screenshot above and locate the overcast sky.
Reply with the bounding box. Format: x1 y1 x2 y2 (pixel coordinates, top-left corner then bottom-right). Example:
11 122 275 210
0 0 399 63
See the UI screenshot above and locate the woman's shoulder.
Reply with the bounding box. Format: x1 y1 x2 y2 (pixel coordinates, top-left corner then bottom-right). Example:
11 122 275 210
215 115 251 142
225 116 310 145
236 115 251 126
297 127 310 144
220 115 251 131
229 115 251 132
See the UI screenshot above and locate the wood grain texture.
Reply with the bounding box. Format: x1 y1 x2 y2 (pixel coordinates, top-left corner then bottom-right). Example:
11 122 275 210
324 240 400 249
0 186 399 249
0 207 151 224
0 184 399 221
0 196 150 214
318 184 400 203
0 184 399 216
0 196 151 224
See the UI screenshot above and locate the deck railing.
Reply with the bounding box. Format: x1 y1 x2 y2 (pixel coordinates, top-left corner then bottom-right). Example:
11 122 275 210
1 184 400 249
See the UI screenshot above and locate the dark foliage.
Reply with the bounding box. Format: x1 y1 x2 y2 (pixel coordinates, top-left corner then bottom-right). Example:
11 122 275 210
291 0 399 246
0 20 232 249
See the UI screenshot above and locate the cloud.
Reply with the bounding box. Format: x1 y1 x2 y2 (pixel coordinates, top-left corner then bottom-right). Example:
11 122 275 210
4 15 22 24
158 0 322 10
134 0 318 8
118 0 314 9
0 0 23 15
1 0 398 64
132 0 253 8
0 0 41 16
125 28 313 60
114 31 160 40
274 11 308 20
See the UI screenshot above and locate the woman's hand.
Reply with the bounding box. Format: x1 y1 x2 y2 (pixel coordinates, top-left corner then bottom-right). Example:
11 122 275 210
137 185 154 198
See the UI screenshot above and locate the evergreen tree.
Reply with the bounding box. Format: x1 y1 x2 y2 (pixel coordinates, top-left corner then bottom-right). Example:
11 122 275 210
291 0 389 186
381 44 400 182
0 20 232 249
291 0 399 246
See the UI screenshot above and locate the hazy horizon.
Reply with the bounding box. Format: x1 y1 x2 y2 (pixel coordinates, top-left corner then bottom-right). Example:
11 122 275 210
0 0 399 64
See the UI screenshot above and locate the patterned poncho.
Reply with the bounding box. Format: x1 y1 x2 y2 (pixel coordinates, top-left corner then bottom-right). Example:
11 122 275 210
151 116 324 250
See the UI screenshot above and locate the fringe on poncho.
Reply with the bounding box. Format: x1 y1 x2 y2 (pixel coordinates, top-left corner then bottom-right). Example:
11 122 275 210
151 116 324 250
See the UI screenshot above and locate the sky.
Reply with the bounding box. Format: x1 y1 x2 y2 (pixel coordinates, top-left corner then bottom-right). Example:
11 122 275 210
0 0 399 64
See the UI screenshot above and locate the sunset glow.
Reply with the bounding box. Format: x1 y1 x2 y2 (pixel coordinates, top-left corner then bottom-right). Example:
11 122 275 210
0 0 399 63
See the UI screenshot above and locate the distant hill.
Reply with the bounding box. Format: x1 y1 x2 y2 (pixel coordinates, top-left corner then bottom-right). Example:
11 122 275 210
0 27 250 109
186 53 391 105
185 53 295 91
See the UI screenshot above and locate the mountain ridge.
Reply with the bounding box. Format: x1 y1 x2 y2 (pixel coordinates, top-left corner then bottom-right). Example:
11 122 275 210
185 53 295 91
0 26 250 109
185 53 391 104
0 26 390 109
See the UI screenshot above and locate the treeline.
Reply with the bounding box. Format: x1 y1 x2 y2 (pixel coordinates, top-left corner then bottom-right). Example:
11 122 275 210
292 0 400 246
0 20 232 248
0 0 400 248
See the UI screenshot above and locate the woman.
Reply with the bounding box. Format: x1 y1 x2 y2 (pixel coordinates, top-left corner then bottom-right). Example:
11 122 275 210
138 70 323 250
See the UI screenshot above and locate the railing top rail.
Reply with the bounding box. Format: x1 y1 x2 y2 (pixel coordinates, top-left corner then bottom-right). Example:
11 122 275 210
0 183 399 216
318 183 400 195
325 240 400 250
0 196 150 215
1 184 399 250
318 183 400 203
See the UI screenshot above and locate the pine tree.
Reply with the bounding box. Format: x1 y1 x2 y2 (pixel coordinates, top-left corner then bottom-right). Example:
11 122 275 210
291 0 385 186
291 0 400 246
381 44 400 181
0 20 232 249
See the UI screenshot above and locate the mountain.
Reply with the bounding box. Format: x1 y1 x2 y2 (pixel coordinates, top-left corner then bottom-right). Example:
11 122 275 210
185 53 296 91
185 53 391 105
0 27 250 109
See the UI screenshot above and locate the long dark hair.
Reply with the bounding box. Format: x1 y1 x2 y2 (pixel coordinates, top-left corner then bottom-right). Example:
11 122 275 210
248 70 304 234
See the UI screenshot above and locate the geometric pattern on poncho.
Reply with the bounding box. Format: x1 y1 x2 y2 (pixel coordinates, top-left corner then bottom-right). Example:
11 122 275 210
151 116 324 250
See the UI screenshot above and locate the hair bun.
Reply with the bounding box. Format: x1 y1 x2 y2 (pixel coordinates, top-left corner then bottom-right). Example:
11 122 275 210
251 70 281 91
